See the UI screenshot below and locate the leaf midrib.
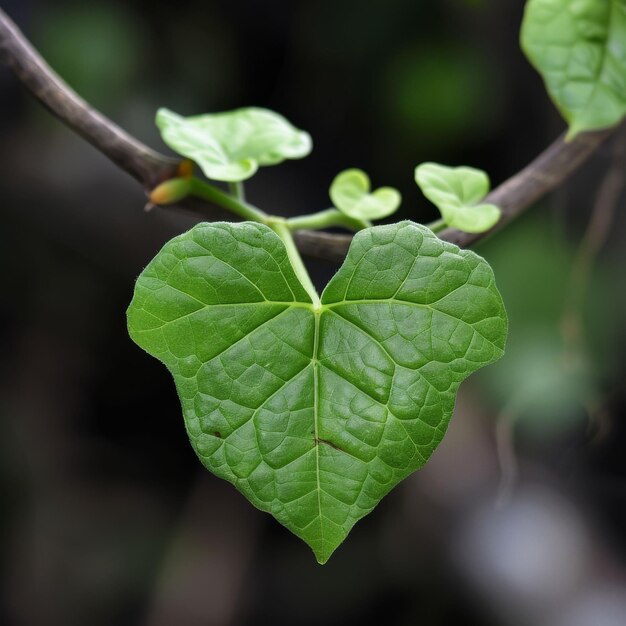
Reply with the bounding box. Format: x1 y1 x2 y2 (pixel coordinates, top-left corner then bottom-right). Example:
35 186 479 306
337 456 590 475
146 286 500 551
531 0 618 123
578 0 616 120
312 305 323 551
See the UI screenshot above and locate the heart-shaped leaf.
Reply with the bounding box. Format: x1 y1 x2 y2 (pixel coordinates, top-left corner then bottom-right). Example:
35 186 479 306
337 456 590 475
330 169 401 220
127 221 507 563
156 107 312 182
521 0 626 139
415 162 501 233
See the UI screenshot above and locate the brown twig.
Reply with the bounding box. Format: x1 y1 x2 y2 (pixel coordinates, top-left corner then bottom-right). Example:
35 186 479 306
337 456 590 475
440 125 618 248
0 7 619 261
0 7 179 188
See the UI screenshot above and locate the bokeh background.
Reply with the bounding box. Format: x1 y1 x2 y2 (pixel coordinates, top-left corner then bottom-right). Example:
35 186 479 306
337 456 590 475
1 1 625 625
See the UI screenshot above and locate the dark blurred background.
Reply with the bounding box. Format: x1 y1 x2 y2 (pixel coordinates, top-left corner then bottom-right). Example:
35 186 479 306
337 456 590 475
1 1 625 625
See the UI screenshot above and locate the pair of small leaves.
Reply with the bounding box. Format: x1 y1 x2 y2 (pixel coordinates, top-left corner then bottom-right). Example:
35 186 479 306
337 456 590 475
328 165 501 233
415 163 502 233
329 169 402 221
156 107 312 182
521 0 626 138
127 221 507 563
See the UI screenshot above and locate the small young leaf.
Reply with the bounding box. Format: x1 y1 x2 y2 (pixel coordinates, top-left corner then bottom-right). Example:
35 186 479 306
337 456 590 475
330 169 401 220
156 107 312 182
415 162 501 233
127 221 507 563
521 0 626 139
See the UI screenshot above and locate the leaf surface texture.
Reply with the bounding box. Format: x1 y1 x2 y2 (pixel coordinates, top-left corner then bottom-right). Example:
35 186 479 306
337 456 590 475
415 163 501 233
156 108 312 182
128 221 507 562
521 0 626 137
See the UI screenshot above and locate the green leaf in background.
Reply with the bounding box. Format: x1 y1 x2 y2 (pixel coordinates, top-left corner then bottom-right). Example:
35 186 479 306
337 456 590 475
156 108 312 182
415 162 501 233
330 169 401 220
127 221 507 563
521 0 626 138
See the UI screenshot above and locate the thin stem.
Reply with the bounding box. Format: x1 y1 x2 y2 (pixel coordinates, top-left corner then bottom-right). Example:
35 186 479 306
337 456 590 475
427 218 447 234
229 181 246 202
494 399 522 510
189 178 266 223
561 128 626 356
269 220 320 307
287 209 370 233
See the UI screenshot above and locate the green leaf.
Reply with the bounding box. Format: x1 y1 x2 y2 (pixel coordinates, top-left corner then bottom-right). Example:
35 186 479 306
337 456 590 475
156 107 312 182
330 169 401 220
521 0 626 138
415 162 501 233
127 221 507 563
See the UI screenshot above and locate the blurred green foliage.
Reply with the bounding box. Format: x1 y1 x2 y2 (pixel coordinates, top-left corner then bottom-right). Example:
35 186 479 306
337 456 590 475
381 43 497 147
477 212 619 436
34 5 145 109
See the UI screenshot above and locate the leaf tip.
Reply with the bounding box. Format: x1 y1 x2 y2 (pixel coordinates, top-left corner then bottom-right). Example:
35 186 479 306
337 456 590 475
155 106 177 128
298 130 314 156
311 543 337 565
